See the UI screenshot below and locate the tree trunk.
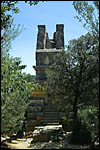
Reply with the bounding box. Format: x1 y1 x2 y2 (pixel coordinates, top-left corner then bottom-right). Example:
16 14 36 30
72 95 79 133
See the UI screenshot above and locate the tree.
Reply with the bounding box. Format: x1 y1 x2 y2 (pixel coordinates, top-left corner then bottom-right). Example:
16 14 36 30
47 32 99 144
1 1 45 136
47 1 99 144
1 1 21 55
73 1 99 39
25 73 36 82
72 1 99 145
1 55 36 136
1 1 45 54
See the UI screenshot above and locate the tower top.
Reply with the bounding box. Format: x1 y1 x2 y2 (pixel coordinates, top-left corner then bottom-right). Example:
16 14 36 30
36 24 64 49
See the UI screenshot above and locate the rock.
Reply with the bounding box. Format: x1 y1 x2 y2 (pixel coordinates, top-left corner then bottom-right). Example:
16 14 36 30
37 113 44 120
1 137 6 142
31 125 63 143
11 140 18 144
23 131 33 138
16 138 27 142
5 136 10 139
66 131 72 135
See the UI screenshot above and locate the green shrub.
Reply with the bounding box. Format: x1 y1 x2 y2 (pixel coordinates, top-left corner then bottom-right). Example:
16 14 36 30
1 56 34 136
78 106 99 138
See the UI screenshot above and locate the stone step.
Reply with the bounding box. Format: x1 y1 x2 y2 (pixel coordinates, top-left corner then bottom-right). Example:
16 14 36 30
43 104 58 112
29 104 44 107
44 112 59 117
25 126 35 133
26 119 41 128
27 106 42 112
43 109 58 112
42 122 60 125
27 112 44 119
27 113 36 119
29 97 45 100
43 116 59 120
29 100 44 106
41 119 60 124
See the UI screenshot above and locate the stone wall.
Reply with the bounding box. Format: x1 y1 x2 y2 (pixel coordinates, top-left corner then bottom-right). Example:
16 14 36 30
36 51 59 66
35 24 64 82
25 86 66 132
36 24 64 49
34 50 62 82
26 88 47 132
55 24 64 49
26 24 65 132
36 25 46 49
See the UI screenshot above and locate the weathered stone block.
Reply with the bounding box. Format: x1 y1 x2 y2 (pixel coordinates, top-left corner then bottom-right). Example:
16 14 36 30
26 24 65 131
27 113 36 119
36 25 46 49
26 120 37 126
25 127 35 133
27 106 42 112
36 24 64 50
26 119 41 127
56 24 64 49
31 125 63 142
36 113 44 120
31 89 46 96
29 99 44 106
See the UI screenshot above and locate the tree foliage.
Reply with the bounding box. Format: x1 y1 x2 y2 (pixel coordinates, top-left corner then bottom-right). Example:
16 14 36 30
47 32 99 113
1 1 22 54
25 73 36 82
1 55 35 136
47 33 99 143
73 1 99 39
1 1 44 136
47 1 99 143
1 1 46 54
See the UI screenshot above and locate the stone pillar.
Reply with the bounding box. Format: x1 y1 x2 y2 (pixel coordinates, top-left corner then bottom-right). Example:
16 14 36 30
36 25 46 49
55 24 64 49
45 32 51 49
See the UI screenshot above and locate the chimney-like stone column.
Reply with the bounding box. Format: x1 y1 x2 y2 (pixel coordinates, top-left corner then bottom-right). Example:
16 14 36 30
36 25 46 49
55 24 64 49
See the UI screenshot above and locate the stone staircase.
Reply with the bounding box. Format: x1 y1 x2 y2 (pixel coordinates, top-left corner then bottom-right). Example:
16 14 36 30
25 96 61 132
41 104 60 125
25 97 45 132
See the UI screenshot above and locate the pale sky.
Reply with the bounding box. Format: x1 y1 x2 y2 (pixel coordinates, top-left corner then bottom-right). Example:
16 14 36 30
10 1 89 75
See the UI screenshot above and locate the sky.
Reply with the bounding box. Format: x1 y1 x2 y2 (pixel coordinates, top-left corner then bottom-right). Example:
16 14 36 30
10 1 89 75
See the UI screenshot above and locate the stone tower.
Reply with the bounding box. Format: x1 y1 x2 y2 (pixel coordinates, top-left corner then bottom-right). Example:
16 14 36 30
26 24 65 132
33 24 64 84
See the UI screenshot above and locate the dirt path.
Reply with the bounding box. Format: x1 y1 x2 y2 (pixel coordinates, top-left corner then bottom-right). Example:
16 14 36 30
3 138 32 149
7 143 29 149
5 139 90 149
